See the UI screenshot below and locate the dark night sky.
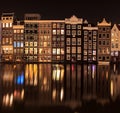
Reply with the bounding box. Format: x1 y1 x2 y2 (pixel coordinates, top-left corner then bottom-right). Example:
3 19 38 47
0 0 119 24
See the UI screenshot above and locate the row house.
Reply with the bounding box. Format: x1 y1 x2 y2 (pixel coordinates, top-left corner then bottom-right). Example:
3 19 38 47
24 14 40 62
65 15 83 63
13 21 24 62
0 13 112 63
111 24 120 62
97 18 111 63
1 13 14 61
83 24 98 63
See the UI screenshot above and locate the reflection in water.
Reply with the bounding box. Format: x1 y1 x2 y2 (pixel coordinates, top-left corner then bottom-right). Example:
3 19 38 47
0 63 120 109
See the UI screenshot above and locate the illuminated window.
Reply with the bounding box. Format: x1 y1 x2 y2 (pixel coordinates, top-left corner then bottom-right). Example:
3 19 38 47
61 30 64 35
21 30 24 33
115 51 118 56
57 49 60 54
93 50 96 55
111 52 114 56
53 30 56 35
10 23 12 27
30 42 33 46
34 48 37 54
25 42 28 46
53 49 56 54
2 23 5 28
17 30 20 33
14 42 16 47
6 23 9 27
17 42 20 47
14 30 17 33
34 42 37 46
30 48 33 54
21 42 24 47
25 48 28 54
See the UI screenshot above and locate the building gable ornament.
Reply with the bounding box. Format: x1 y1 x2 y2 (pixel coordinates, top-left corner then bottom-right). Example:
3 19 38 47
65 15 83 24
97 18 111 26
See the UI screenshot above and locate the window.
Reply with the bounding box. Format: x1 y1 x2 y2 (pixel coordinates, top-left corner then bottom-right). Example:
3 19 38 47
93 31 97 35
72 25 76 29
57 30 60 35
72 38 76 45
6 23 9 27
10 23 12 27
34 42 37 46
25 48 28 54
53 30 56 35
66 30 70 35
17 42 20 47
84 31 88 35
77 47 81 53
14 30 17 33
93 50 96 55
53 49 56 54
99 34 101 38
21 42 24 47
72 30 76 37
61 30 64 35
116 43 118 48
107 34 109 38
66 25 70 29
30 42 33 46
77 55 81 60
99 41 101 45
67 55 70 60
84 50 87 55
77 25 81 29
21 30 24 33
14 42 16 47
67 47 70 53
77 38 81 45
77 30 81 35
67 38 70 45
72 47 76 53
25 42 28 46
34 48 37 54
57 49 60 54
2 23 5 28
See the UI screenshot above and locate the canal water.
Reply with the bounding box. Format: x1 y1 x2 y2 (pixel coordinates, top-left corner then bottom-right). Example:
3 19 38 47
0 63 120 113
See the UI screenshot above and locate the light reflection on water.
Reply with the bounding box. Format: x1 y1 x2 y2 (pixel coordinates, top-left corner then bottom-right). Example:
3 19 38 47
0 63 120 109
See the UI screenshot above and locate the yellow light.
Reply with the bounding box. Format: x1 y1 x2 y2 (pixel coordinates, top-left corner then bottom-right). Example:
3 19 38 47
110 80 114 96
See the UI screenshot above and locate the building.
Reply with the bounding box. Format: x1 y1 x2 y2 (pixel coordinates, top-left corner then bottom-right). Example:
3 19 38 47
65 15 83 63
1 13 14 62
83 24 98 63
13 21 24 62
38 21 52 62
52 21 65 63
24 14 40 62
0 20 1 62
111 24 120 62
97 18 111 63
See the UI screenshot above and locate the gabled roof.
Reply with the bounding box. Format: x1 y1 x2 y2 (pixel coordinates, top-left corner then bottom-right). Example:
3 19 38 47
97 18 111 26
